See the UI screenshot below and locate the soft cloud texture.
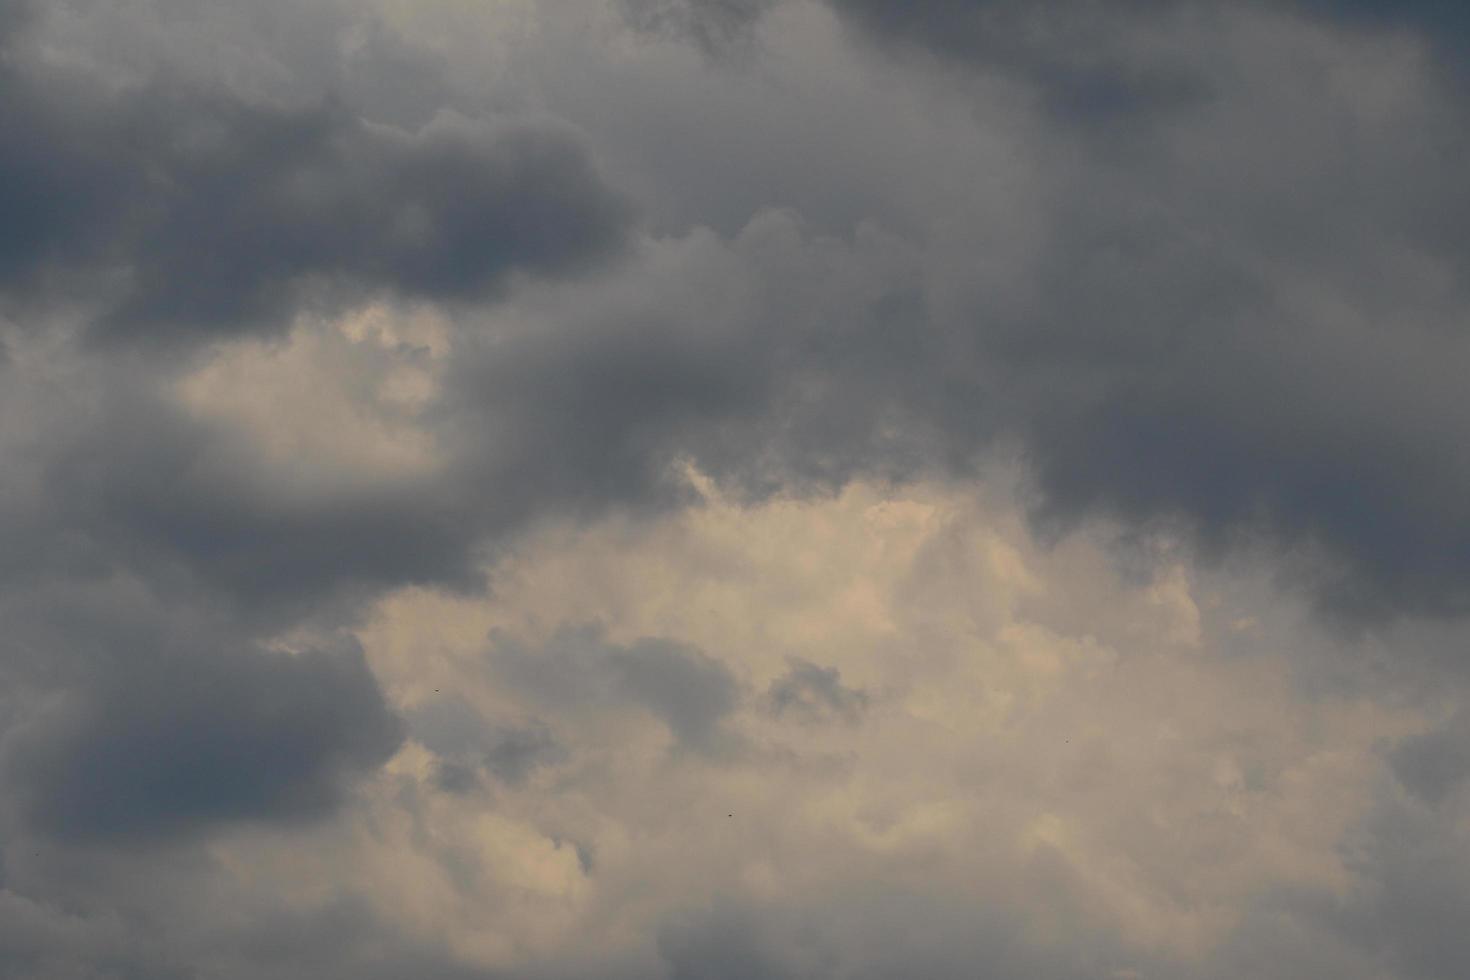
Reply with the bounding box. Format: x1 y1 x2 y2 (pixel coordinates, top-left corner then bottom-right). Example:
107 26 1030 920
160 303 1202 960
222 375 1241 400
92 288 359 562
3 0 1470 977
0 1 630 344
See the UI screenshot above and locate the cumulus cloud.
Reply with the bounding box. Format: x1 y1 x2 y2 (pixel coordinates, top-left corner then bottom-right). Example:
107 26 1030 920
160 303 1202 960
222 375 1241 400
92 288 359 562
0 5 630 345
3 0 1470 977
12 641 401 844
778 0 1470 622
0 581 403 844
339 479 1438 979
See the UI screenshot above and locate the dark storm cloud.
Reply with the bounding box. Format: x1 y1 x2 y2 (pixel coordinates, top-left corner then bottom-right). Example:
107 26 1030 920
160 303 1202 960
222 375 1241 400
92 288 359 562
1390 713 1470 806
14 0 1460 660
591 0 1451 624
8 633 401 843
12 0 1456 649
831 0 1211 130
444 309 752 528
967 57 1470 624
831 0 1470 135
1 294 755 625
0 370 478 624
101 103 627 342
0 39 630 344
436 158 1470 625
440 210 949 525
835 0 1470 56
1292 1 1470 59
4 1 1470 973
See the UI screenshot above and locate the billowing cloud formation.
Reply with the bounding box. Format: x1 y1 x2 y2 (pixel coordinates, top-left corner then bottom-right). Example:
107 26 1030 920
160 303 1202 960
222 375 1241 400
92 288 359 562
11 637 402 843
3 0 1470 978
0 3 629 344
800 0 1470 620
240 481 1470 979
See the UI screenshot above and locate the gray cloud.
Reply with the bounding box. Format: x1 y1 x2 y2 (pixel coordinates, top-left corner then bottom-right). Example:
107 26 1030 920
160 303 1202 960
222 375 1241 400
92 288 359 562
1282 778 1470 980
835 0 1470 59
608 1 1470 625
767 657 868 725
0 22 630 345
620 0 776 55
11 0 1464 635
655 888 1143 980
4 1 1470 977
410 698 563 787
493 628 741 755
1293 1 1470 61
829 0 1212 136
0 0 28 42
1390 713 1470 807
0 886 511 980
0 370 477 627
6 631 402 843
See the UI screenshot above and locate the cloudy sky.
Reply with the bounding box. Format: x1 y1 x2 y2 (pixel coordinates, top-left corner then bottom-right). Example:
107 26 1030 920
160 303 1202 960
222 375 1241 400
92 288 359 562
3 0 1470 976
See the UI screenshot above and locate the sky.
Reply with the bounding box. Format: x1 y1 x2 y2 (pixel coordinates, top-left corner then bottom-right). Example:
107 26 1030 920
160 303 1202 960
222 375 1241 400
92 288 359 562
2 0 1470 977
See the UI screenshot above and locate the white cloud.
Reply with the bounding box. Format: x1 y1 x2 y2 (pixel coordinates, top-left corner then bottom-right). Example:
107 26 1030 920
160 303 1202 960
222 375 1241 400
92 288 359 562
334 473 1425 974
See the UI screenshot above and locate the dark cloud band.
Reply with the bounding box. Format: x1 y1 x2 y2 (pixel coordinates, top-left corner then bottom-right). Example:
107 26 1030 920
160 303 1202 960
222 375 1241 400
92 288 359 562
0 38 630 343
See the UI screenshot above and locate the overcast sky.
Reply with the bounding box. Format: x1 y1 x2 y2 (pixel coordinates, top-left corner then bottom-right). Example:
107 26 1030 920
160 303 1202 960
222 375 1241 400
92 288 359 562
3 1 1470 977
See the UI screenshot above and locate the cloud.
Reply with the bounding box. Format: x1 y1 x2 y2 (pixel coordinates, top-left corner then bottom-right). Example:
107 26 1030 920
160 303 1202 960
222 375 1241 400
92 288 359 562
831 0 1213 129
0 22 630 345
0 359 476 621
3 2 1470 977
1275 771 1470 980
620 0 776 55
0 470 1453 979
15 0 1466 631
0 0 29 42
6 633 402 843
603 1 1470 624
1293 1 1470 60
343 476 1418 978
833 0 1470 68
492 627 742 756
409 698 563 787
1390 711 1470 806
654 889 1142 980
766 657 869 725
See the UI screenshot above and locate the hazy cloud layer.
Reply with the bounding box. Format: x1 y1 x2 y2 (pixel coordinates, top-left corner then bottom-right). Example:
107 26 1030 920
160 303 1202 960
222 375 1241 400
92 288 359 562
3 0 1470 977
767 657 868 725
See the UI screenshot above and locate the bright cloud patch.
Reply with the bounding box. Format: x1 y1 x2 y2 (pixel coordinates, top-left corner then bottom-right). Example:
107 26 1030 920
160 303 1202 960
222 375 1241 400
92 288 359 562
331 477 1427 977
